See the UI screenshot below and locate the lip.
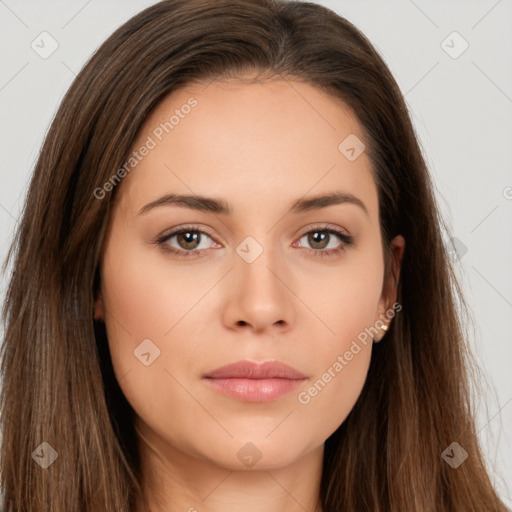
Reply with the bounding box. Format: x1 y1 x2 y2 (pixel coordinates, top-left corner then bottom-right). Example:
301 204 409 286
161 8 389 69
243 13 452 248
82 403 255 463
203 361 307 402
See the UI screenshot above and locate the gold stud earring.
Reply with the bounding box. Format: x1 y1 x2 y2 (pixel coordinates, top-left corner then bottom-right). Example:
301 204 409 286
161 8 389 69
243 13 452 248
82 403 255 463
374 323 389 343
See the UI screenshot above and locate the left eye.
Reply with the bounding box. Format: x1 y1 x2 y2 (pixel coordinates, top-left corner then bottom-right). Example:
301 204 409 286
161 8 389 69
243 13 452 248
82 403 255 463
297 229 346 251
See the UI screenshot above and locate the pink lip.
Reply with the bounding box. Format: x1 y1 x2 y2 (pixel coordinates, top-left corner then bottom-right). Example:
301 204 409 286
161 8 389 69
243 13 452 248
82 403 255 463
203 361 307 402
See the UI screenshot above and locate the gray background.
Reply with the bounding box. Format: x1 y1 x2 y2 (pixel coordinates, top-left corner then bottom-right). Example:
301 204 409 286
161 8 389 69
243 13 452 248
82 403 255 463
0 0 511 504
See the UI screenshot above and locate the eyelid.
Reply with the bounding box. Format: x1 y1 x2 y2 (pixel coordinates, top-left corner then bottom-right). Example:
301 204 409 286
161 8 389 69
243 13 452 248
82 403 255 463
156 224 217 242
296 222 351 238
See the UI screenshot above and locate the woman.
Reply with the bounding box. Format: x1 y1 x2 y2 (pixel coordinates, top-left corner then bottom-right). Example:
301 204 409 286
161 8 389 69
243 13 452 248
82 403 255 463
0 0 507 510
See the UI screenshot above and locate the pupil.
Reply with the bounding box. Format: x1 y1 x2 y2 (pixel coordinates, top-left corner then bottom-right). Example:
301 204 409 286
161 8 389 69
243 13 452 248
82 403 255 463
310 231 328 249
180 231 199 249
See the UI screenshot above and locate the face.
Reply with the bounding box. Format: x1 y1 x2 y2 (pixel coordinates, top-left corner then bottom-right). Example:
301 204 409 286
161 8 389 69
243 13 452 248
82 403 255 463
95 75 404 473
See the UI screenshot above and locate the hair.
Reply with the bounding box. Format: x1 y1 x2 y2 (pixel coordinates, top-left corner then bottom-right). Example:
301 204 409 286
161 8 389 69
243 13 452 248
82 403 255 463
0 0 507 510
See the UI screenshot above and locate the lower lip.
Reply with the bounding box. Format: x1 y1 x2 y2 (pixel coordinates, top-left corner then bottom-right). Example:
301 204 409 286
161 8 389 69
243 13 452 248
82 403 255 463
203 377 306 402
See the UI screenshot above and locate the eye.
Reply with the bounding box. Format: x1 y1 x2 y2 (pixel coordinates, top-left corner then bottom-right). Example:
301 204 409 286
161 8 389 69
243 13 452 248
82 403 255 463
155 224 353 259
294 225 353 258
156 226 219 258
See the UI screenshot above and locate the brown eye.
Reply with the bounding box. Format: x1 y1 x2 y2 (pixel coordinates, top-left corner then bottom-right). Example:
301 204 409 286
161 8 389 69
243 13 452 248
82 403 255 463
158 228 217 257
306 231 331 250
175 231 202 250
299 230 348 251
295 227 353 258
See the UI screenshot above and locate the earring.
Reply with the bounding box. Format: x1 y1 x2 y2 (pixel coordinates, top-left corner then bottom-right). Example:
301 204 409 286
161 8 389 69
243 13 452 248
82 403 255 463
373 323 389 343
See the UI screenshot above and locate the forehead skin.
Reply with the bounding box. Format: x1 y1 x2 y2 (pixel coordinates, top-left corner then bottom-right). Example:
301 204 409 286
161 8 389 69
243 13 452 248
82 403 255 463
111 77 379 241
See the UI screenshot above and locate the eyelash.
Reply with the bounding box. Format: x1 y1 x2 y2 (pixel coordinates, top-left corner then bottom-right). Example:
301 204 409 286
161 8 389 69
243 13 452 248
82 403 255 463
155 224 353 259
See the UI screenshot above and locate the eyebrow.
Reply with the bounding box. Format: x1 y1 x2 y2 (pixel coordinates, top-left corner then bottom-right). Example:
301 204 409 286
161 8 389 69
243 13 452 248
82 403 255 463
138 191 368 216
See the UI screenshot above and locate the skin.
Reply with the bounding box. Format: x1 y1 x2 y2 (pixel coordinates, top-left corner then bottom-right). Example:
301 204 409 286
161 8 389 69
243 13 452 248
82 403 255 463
95 74 405 512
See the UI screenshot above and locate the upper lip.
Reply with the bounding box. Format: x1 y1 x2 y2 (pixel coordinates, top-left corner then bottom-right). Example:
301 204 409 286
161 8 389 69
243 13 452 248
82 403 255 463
204 361 307 380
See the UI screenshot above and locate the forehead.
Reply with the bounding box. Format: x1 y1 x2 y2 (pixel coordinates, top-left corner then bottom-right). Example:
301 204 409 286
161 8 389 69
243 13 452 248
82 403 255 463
116 77 378 222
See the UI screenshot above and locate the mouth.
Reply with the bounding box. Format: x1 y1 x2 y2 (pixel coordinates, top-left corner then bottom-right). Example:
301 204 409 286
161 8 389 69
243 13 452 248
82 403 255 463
202 360 307 402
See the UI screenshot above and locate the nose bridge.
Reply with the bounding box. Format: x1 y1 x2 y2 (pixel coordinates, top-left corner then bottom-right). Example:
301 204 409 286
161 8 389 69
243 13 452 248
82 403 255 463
224 233 294 331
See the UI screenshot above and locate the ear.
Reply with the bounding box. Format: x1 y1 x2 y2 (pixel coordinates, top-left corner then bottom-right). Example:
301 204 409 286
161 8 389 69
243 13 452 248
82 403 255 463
374 234 405 339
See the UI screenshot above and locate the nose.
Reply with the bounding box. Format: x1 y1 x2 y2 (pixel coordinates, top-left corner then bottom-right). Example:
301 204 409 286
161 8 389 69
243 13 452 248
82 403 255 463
221 243 295 334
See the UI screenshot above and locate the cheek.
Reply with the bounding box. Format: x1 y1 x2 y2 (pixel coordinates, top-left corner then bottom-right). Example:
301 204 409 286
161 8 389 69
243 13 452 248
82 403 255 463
99 242 200 439
299 247 384 343
296 340 372 447
100 231 207 343
99 233 200 399
295 290 376 440
292 252 382 434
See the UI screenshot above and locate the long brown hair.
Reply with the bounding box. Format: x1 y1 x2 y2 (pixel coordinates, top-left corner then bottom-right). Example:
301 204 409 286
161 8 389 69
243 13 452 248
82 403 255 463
1 1 507 510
